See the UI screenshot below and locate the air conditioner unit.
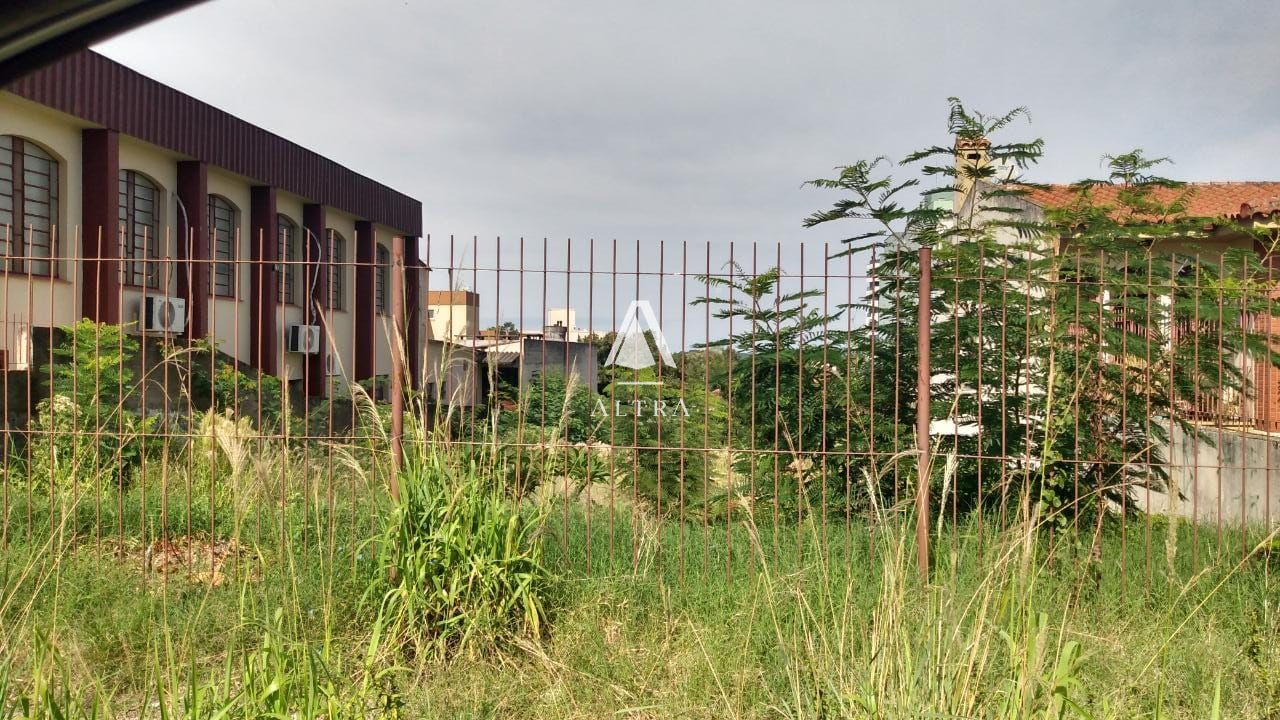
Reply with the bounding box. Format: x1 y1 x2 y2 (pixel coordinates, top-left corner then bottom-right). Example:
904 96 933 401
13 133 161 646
141 296 186 334
285 324 322 354
3 323 32 371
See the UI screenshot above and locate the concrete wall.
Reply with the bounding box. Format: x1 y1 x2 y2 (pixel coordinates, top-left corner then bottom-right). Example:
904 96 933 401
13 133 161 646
1133 422 1280 528
519 338 598 392
423 340 479 407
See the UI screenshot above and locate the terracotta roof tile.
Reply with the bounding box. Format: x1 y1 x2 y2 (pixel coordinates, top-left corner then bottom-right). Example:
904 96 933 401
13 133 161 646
1022 181 1280 220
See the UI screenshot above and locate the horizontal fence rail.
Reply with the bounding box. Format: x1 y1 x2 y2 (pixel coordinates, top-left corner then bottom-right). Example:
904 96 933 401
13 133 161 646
0 224 1278 589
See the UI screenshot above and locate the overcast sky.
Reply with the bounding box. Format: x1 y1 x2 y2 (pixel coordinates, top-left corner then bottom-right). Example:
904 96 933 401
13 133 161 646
95 0 1280 338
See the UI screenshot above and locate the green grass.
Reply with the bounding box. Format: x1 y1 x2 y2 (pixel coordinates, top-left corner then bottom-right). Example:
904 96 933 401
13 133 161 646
0 398 1277 718
1 473 1277 718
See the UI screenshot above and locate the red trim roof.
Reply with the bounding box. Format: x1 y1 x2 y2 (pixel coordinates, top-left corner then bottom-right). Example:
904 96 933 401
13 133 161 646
1023 182 1280 220
5 50 422 235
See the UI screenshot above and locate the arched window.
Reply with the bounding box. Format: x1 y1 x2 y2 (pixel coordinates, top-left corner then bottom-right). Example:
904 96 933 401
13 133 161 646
277 214 298 304
118 170 159 288
0 136 60 276
209 195 238 296
327 229 346 311
375 243 390 314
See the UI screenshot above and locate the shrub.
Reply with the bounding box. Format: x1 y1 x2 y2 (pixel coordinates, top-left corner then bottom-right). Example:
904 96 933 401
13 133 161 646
21 322 164 496
495 423 617 500
599 366 732 517
20 394 158 497
41 319 137 411
187 339 287 433
510 370 603 444
371 441 552 659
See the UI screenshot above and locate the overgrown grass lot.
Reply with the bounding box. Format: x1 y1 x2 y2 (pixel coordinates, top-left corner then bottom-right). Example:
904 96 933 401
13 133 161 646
0 398 1277 720
10 95 1280 716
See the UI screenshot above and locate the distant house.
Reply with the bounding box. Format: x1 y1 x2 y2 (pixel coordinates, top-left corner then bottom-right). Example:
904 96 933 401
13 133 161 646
1023 181 1280 258
426 290 480 342
545 307 587 342
512 333 599 393
419 294 599 407
955 137 1280 256
1026 182 1280 431
954 137 1280 431
475 325 599 396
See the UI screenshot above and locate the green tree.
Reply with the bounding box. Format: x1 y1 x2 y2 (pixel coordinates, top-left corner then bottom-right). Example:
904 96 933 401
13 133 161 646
802 98 1274 548
30 320 156 492
515 370 602 444
599 363 730 519
485 320 519 335
803 100 1045 516
692 266 854 520
43 319 139 412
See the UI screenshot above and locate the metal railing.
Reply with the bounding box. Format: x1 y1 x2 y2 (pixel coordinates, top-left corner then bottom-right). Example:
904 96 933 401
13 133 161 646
1 225 1278 585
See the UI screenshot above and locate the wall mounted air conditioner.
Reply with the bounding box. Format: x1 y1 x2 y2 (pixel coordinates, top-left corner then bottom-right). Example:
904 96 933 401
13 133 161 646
3 322 32 371
140 296 186 334
286 324 321 354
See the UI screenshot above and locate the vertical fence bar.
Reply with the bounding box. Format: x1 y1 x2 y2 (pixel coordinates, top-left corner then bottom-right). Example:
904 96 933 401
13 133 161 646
864 247 875 563
390 235 405 485
916 245 932 581
11 220 1279 611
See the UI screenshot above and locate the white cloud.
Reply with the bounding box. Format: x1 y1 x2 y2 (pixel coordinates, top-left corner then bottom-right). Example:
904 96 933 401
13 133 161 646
93 0 1280 335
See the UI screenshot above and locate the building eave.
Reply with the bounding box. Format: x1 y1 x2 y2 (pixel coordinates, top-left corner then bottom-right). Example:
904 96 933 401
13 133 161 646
5 49 422 235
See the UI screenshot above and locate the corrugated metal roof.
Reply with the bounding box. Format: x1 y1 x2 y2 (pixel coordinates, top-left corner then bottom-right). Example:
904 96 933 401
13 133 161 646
486 350 521 365
5 49 422 235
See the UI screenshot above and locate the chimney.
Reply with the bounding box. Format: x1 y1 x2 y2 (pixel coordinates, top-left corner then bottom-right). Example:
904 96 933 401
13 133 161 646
954 135 991 201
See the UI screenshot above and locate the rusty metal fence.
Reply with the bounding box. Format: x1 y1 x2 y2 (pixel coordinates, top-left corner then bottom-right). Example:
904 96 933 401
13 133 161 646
1 226 1279 585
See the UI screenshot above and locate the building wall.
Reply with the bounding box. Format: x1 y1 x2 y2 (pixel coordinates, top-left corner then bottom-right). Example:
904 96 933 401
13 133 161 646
372 223 401 379
423 339 479 407
117 133 181 381
275 190 308 381
206 167 253 363
0 90 416 397
324 209 356 385
427 303 475 340
411 251 430 379
546 307 585 341
0 94 82 365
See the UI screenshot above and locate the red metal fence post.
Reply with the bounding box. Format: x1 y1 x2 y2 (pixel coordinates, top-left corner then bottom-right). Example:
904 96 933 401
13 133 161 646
916 246 932 581
390 235 405 491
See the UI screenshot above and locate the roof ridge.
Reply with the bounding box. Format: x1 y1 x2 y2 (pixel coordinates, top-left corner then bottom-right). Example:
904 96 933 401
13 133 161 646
1037 179 1280 187
6 50 423 235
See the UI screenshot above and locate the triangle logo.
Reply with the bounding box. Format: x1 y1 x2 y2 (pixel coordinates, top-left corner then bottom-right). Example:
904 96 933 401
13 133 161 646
604 300 676 370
